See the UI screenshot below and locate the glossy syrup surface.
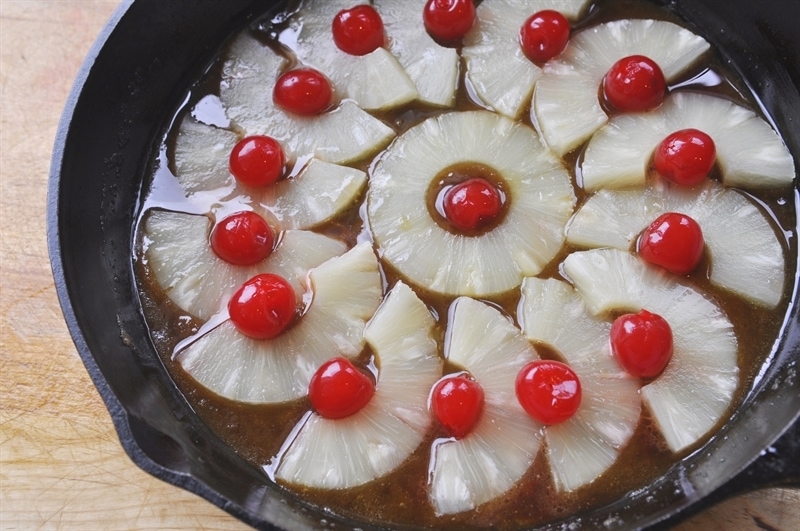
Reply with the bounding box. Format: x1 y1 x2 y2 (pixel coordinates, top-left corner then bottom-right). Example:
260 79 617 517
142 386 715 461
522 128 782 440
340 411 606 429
133 0 797 528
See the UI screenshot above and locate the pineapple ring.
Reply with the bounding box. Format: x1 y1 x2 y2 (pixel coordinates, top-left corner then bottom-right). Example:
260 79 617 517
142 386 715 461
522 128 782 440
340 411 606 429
532 19 710 156
430 297 541 515
275 281 442 489
581 91 795 190
368 110 575 297
284 0 418 112
519 277 641 492
173 117 367 229
563 248 738 453
220 32 395 164
565 180 786 308
374 0 459 107
143 210 347 320
176 242 383 404
462 0 592 119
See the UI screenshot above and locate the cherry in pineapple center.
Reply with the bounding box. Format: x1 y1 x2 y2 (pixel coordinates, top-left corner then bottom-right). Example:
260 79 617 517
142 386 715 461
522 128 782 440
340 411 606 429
429 162 509 235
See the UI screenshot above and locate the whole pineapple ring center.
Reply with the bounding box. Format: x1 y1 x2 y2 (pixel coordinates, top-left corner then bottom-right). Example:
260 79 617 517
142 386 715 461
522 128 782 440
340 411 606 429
427 162 510 236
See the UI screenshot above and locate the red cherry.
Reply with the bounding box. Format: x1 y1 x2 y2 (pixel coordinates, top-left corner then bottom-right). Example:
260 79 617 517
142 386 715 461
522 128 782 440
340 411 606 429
308 357 375 419
228 274 296 339
229 135 285 188
602 55 666 112
654 128 717 186
423 0 476 43
273 68 333 116
638 212 704 275
210 211 274 266
519 10 570 64
515 360 581 425
332 5 384 56
430 375 484 439
442 177 503 232
610 309 673 379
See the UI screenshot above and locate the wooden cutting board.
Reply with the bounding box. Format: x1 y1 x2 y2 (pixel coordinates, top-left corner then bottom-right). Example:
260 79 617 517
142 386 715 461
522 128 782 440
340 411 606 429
0 1 797 529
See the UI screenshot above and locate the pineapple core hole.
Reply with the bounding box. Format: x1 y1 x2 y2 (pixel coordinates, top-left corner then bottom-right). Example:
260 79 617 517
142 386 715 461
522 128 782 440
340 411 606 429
427 162 510 236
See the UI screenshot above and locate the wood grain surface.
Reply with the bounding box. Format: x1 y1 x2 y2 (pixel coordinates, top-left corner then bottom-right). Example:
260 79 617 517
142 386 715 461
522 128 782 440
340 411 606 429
0 1 797 530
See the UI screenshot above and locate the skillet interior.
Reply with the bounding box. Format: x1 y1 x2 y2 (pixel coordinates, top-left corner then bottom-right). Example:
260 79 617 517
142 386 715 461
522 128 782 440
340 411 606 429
48 0 799 529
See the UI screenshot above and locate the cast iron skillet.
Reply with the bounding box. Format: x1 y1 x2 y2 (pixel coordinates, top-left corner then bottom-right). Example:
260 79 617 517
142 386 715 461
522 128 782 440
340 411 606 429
48 0 799 529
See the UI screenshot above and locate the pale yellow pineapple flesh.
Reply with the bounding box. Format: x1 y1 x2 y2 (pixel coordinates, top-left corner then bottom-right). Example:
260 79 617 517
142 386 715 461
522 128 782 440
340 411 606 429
368 110 574 297
176 242 382 404
275 281 441 488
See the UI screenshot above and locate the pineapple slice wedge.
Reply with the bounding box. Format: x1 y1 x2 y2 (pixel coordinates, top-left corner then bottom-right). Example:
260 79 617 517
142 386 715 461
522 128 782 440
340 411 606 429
176 242 383 404
566 180 786 307
582 92 795 190
533 19 709 156
173 115 238 195
429 297 541 515
220 32 395 164
519 277 641 492
143 210 346 320
275 281 441 488
285 0 418 111
258 158 366 230
368 111 575 297
563 248 738 453
462 0 591 119
172 116 367 229
375 0 459 107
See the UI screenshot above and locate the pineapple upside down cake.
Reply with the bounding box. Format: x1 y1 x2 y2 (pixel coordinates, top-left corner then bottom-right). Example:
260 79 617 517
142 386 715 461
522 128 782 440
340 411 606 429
134 0 796 528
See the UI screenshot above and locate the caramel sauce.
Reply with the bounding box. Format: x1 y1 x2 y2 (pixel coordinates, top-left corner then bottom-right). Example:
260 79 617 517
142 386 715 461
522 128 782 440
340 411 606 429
133 0 797 528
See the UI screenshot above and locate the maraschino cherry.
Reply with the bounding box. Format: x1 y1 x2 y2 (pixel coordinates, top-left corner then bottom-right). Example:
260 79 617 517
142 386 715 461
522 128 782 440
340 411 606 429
273 68 333 116
519 10 570 64
442 177 504 233
332 5 384 56
610 309 673 379
228 273 296 339
423 0 476 43
308 357 375 419
229 135 285 188
210 211 274 266
638 212 704 275
430 374 485 439
516 360 581 425
654 128 716 186
603 55 666 112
